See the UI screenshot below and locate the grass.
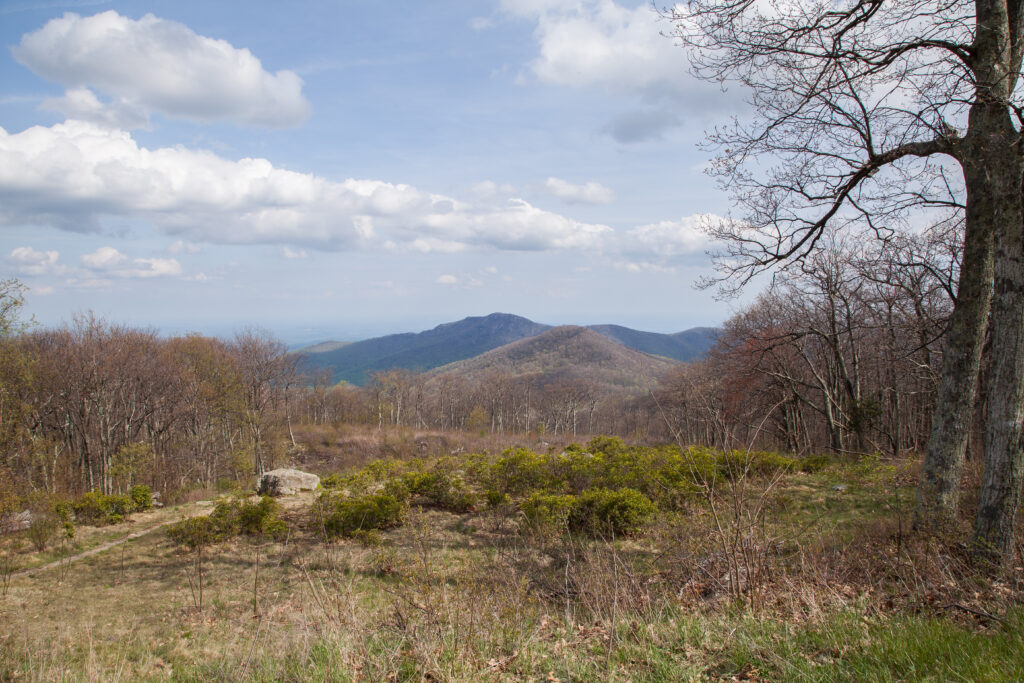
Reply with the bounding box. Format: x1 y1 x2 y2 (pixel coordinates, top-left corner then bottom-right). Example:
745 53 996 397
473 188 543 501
1 444 1022 681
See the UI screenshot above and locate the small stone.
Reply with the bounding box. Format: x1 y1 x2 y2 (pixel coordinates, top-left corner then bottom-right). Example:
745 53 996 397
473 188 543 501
831 484 848 491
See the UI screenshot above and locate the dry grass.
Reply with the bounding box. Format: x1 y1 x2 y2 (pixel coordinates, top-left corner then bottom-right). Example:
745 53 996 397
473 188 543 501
1 449 1023 681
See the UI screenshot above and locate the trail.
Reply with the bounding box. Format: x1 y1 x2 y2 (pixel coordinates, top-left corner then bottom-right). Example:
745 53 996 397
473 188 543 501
11 502 213 579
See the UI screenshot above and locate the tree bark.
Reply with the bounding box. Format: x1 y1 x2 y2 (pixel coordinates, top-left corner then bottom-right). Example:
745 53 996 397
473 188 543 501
973 154 1024 562
914 178 995 528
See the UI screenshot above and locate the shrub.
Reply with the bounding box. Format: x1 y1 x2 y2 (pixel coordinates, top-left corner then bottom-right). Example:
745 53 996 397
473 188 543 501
488 448 552 497
129 485 153 511
209 496 289 541
72 490 136 526
166 515 219 548
26 506 59 552
319 492 406 539
521 492 577 531
797 453 832 473
716 450 796 479
403 470 476 512
570 487 656 536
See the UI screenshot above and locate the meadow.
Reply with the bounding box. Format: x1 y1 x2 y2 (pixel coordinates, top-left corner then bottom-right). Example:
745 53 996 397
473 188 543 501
1 431 1022 682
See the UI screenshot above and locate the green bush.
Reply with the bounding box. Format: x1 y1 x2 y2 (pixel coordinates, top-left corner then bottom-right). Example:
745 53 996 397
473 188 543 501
129 485 153 511
72 490 136 526
319 492 406 539
166 515 219 548
166 496 288 547
209 496 288 541
521 492 577 530
488 448 552 497
403 470 476 512
521 487 656 536
716 450 796 479
570 487 656 536
797 454 832 473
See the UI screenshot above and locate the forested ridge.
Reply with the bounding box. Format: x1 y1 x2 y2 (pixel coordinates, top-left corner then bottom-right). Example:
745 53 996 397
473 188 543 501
0 229 951 503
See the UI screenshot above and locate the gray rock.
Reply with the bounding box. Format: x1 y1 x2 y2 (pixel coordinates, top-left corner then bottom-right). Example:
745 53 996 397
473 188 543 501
258 468 320 496
831 484 848 492
1 509 32 534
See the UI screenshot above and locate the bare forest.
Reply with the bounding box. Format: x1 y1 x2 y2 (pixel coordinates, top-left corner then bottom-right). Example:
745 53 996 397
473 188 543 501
0 224 953 505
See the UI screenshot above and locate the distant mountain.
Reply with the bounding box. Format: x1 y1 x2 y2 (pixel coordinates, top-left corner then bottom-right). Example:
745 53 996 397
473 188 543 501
429 326 679 394
587 324 720 362
297 313 550 385
298 341 351 354
296 313 721 385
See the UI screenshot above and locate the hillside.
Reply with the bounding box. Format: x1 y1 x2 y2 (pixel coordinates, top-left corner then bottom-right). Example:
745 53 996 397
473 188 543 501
297 313 550 385
296 314 719 385
588 324 720 362
430 326 679 393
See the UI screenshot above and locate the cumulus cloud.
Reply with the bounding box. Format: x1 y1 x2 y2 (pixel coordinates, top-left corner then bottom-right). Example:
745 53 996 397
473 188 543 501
81 246 182 277
622 214 712 259
502 0 686 96
281 246 309 259
7 246 62 275
13 11 309 127
80 245 126 269
0 120 614 254
41 87 150 130
545 177 616 204
436 274 458 284
500 1 743 142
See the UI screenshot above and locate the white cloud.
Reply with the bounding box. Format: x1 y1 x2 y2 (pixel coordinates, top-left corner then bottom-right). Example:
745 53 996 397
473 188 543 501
13 11 309 127
436 274 458 284
502 0 686 96
545 176 616 204
281 246 309 259
500 1 742 141
7 246 62 275
0 120 615 254
80 245 127 269
471 180 517 200
168 240 201 255
622 214 711 258
41 87 149 130
81 246 181 278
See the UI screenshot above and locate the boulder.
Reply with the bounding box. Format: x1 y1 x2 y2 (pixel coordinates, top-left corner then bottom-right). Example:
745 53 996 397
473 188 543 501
258 468 320 496
1 509 32 534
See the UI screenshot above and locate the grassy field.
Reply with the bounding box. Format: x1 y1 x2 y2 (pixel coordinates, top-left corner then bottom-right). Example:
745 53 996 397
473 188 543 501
1 438 1022 681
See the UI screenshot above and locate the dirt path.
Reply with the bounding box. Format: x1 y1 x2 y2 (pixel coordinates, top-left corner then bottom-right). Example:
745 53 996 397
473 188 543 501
12 501 214 579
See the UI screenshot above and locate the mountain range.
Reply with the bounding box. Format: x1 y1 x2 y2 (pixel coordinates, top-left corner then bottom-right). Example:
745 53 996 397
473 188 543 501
296 313 719 385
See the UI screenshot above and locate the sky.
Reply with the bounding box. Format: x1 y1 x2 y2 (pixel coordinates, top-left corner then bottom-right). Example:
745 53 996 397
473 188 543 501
0 0 756 345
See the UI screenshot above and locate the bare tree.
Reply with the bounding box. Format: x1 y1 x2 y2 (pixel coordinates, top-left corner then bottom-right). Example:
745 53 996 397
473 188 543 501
672 0 1024 560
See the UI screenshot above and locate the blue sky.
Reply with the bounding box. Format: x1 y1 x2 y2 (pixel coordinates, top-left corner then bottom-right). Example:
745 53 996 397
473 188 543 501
0 0 753 344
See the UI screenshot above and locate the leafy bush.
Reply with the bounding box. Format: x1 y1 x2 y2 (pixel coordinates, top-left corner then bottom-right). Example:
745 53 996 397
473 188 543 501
72 490 136 526
797 454 832 473
716 450 797 479
166 496 288 546
317 492 406 539
569 487 656 536
488 448 552 497
209 496 289 541
403 470 476 512
521 492 577 530
129 484 153 511
166 515 219 548
521 488 656 536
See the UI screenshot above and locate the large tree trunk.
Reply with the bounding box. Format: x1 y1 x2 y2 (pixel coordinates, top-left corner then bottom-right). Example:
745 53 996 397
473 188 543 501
973 153 1024 562
913 194 994 529
914 0 1017 529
